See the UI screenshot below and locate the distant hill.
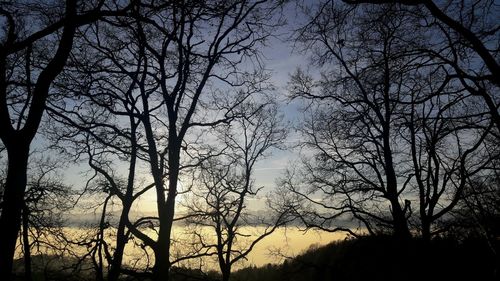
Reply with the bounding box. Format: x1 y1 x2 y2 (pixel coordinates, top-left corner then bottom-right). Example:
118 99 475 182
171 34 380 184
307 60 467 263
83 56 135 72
231 236 499 281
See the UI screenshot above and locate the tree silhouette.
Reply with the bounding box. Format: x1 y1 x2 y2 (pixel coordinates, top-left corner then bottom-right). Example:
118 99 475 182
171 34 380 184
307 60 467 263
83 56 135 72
185 100 290 281
46 17 154 279
115 2 282 280
343 0 500 132
0 1 134 278
0 1 496 279
285 1 494 240
46 1 284 280
21 158 74 281
287 3 417 239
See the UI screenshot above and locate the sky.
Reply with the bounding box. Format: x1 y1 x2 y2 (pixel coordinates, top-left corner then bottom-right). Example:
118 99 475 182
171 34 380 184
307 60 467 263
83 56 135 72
47 1 315 219
2 2 342 266
3 0 498 274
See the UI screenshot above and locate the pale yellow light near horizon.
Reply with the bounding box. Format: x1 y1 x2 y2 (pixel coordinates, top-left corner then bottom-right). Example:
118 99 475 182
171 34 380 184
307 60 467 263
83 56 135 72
47 156 324 271
16 226 346 271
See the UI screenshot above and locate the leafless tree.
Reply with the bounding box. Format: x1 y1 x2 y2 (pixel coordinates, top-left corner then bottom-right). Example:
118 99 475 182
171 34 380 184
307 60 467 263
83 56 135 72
286 2 493 240
343 0 500 133
184 100 290 281
0 1 134 278
447 143 500 242
45 17 157 279
0 154 76 281
20 158 74 281
46 1 285 280
287 3 419 239
116 2 282 280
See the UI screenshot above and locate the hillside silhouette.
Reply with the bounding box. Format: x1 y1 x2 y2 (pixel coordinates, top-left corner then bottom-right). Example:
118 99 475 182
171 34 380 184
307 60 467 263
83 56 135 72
14 236 498 281
231 236 499 281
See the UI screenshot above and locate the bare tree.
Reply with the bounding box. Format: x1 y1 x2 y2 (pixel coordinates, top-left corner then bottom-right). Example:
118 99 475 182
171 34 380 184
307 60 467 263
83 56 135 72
287 3 418 239
286 2 493 240
21 158 75 281
446 141 500 242
0 1 134 278
185 100 290 281
116 2 282 280
343 0 500 133
0 154 76 281
46 1 284 280
46 18 156 279
403 80 494 240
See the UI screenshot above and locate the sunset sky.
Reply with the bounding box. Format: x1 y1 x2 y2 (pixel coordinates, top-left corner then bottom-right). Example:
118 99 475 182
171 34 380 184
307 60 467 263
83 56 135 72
3 1 496 280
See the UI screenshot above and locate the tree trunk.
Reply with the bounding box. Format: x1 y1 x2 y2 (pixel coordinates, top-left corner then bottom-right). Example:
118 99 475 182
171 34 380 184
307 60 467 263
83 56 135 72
152 190 176 281
153 197 174 281
0 144 30 280
152 143 181 281
22 205 33 281
421 217 431 241
389 197 411 239
153 228 171 281
221 266 231 281
107 202 132 281
383 133 411 239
